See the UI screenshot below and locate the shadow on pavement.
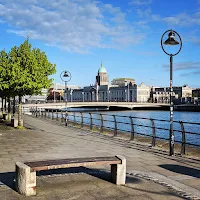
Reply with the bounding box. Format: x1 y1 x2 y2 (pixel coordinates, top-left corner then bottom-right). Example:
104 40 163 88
0 167 142 191
159 164 200 178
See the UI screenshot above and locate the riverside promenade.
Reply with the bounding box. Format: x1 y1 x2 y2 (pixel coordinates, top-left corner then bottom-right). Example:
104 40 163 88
0 115 199 200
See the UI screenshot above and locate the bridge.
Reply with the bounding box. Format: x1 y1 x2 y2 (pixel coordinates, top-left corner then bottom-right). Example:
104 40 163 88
23 102 170 110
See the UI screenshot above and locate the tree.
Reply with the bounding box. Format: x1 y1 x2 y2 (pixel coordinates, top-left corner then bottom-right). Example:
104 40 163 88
0 39 56 126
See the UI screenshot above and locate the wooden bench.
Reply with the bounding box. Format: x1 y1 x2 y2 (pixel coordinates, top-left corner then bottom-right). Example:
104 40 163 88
15 155 126 196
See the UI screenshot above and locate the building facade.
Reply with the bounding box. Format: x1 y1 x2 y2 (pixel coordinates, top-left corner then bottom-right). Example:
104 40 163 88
65 62 151 102
151 85 193 104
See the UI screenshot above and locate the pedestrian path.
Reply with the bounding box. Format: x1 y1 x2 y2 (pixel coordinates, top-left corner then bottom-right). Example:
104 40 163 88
0 115 199 199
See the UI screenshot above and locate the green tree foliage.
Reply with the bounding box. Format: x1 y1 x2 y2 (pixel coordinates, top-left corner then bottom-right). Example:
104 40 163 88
0 39 56 126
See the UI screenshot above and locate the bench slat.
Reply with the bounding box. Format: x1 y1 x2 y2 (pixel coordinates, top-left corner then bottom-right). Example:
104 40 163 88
25 156 121 171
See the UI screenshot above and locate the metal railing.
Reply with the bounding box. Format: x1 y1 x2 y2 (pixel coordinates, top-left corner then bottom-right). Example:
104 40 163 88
28 108 200 155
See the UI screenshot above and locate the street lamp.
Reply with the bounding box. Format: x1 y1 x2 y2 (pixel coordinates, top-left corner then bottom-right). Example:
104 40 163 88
60 70 71 126
161 29 182 156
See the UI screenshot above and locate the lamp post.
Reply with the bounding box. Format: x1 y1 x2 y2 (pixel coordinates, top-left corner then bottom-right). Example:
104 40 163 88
161 29 182 156
125 81 130 102
60 71 71 126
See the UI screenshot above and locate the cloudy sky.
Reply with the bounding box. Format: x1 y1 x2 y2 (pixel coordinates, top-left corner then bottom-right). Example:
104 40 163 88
0 0 200 88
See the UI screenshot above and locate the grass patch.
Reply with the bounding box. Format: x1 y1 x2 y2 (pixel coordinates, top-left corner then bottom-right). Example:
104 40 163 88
16 126 25 130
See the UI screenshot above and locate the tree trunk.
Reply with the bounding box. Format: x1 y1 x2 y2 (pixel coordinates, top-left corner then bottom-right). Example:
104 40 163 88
1 96 3 114
13 96 16 118
18 96 23 126
4 96 7 112
8 97 11 120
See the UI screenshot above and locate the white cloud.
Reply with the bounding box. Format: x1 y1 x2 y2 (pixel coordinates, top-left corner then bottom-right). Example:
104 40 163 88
181 70 200 76
163 13 200 26
129 0 152 6
0 0 144 53
163 62 200 71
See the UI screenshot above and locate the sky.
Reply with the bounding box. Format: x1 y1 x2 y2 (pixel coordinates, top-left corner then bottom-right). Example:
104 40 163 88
0 0 200 88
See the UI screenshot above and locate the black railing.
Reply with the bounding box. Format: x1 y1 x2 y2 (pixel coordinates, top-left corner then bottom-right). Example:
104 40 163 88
28 108 200 155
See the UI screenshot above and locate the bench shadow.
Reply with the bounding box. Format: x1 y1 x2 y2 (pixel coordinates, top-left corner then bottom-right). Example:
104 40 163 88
37 167 141 184
159 164 200 178
0 167 141 192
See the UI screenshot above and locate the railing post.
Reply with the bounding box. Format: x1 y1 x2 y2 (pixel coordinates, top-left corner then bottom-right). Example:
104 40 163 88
45 109 46 118
61 111 64 122
74 112 76 125
113 115 117 136
80 112 83 128
56 109 58 121
100 114 103 133
89 113 93 130
180 121 186 155
151 119 156 147
65 111 69 126
41 108 43 118
36 107 38 118
129 116 134 140
52 110 53 120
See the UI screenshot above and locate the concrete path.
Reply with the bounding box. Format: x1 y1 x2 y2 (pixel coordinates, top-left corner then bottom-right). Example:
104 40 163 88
0 115 199 200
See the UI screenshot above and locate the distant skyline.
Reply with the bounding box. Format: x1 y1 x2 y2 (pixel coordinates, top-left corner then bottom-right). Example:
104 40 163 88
0 0 200 88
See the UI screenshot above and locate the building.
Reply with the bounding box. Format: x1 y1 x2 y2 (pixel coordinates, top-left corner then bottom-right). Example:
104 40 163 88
151 85 193 104
111 78 136 86
65 62 151 102
137 83 151 102
97 62 109 86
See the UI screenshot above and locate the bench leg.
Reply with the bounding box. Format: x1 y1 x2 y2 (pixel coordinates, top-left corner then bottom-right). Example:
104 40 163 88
15 162 36 196
111 155 126 185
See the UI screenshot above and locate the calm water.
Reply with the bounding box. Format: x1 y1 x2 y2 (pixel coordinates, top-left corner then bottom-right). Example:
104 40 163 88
67 109 200 147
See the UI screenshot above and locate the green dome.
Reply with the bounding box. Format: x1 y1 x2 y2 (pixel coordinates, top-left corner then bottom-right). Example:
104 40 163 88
98 61 107 73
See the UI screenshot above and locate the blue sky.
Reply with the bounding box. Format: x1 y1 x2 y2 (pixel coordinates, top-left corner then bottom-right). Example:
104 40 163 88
0 0 200 88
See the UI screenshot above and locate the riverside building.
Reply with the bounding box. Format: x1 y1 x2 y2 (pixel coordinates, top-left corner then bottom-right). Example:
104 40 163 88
65 62 151 102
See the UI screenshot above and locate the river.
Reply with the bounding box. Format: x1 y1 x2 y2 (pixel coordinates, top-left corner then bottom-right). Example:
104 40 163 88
67 109 200 147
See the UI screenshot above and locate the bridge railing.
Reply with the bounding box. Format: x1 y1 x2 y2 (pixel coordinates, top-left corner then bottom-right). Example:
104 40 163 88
29 108 200 155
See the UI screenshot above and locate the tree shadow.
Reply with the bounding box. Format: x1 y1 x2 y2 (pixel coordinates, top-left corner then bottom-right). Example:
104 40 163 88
159 164 200 178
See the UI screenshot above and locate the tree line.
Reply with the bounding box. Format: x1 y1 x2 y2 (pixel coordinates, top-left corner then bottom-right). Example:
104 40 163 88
0 39 56 126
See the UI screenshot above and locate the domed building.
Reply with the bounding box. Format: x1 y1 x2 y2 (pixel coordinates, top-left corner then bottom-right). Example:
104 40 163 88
97 61 109 86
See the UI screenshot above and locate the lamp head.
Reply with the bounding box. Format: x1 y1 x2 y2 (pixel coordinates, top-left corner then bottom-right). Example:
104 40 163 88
63 71 69 77
164 30 179 45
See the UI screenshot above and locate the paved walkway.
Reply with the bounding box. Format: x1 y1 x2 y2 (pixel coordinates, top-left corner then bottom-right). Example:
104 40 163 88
0 115 199 199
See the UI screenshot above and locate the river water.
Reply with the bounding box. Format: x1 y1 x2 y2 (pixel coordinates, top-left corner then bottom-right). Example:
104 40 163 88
67 109 200 147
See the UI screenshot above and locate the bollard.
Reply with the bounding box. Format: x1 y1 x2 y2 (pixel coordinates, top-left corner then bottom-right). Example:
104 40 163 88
113 115 117 136
151 119 156 147
180 121 186 155
129 116 134 140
